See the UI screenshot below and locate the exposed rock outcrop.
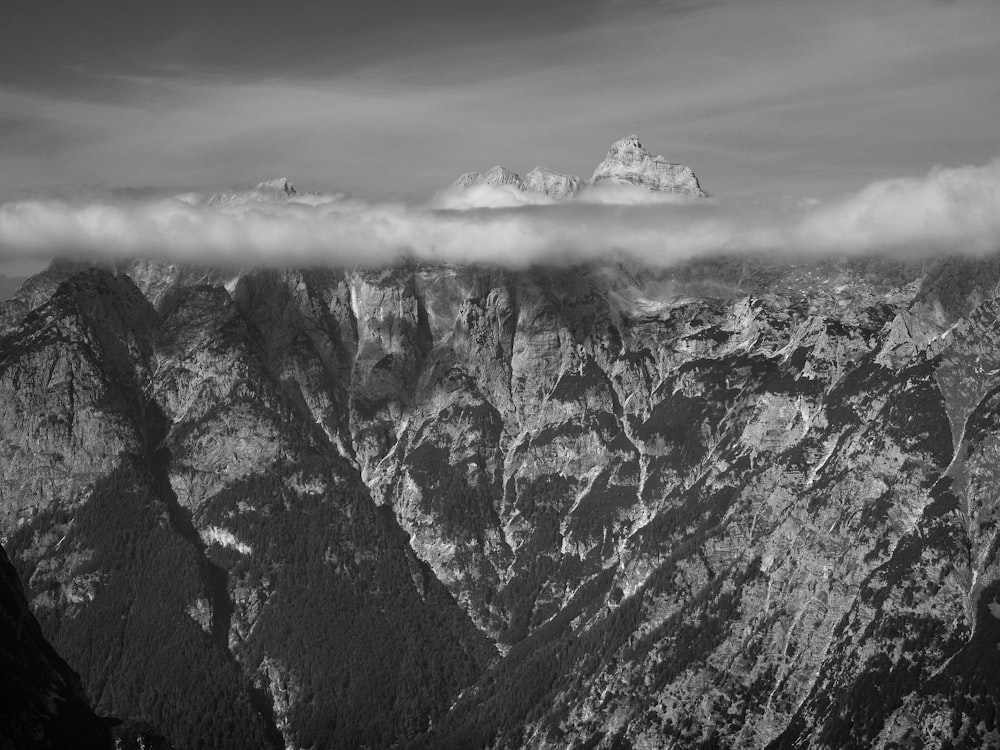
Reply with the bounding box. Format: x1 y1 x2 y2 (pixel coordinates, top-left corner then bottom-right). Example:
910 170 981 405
453 165 525 191
591 134 706 196
451 134 705 200
523 166 581 199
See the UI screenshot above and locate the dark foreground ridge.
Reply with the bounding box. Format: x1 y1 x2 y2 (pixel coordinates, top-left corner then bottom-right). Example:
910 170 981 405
0 542 113 749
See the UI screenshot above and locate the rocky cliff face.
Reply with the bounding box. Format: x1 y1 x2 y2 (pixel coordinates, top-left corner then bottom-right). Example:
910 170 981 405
0 265 492 750
453 165 526 191
2 253 1000 749
591 135 706 196
523 167 581 199
451 135 701 200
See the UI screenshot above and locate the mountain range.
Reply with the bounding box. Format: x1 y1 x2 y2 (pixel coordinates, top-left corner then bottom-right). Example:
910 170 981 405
453 134 706 198
2 137 1000 749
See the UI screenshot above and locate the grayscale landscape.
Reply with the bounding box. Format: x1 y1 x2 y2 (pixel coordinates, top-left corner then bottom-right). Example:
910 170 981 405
2 2 1000 749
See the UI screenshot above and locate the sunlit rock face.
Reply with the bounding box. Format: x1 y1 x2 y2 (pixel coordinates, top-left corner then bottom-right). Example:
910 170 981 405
454 163 581 199
523 166 582 198
453 165 526 191
451 135 706 202
591 134 707 196
3 253 1000 749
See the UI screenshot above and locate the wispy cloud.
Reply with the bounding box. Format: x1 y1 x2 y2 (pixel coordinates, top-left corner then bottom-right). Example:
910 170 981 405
2 158 999 270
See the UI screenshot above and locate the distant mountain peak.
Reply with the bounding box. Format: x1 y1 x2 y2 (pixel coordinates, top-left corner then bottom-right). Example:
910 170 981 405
592 134 706 196
255 177 296 195
208 177 298 206
450 134 705 200
609 134 645 154
453 166 525 191
523 167 581 199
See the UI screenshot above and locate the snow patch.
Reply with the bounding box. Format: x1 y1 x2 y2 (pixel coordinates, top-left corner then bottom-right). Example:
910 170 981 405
201 526 252 555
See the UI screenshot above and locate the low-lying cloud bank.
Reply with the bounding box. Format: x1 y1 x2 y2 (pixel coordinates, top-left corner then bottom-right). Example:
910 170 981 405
1 159 999 270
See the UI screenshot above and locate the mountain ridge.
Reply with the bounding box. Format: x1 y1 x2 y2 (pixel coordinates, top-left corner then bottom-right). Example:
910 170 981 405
451 134 705 200
2 247 1000 748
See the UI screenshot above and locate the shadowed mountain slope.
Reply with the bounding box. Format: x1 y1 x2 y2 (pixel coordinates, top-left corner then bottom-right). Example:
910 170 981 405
0 542 112 750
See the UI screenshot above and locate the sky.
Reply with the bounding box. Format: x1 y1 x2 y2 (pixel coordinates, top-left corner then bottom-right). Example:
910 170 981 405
1 0 999 277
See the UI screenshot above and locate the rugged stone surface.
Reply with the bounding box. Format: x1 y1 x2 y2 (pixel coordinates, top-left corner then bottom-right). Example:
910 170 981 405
3 254 1000 749
453 166 526 191
451 135 705 200
0 266 492 750
591 134 706 196
523 167 581 199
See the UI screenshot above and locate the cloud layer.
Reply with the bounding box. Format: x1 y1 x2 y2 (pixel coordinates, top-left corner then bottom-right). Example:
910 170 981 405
2 158 1000 271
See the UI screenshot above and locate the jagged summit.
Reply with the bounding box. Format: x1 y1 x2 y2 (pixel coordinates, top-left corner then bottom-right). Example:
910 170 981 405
208 177 298 206
451 134 705 199
454 165 582 199
609 134 645 154
453 165 525 191
591 134 706 196
256 177 296 195
523 167 581 199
